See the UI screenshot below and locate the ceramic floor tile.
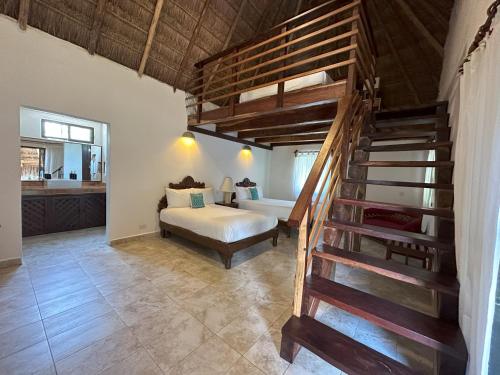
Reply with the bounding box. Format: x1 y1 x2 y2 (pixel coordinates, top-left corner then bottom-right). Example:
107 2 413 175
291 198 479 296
0 341 55 375
43 296 112 338
48 311 125 360
143 315 213 372
55 327 141 375
37 285 103 319
98 348 163 375
168 335 241 375
226 356 265 375
151 268 208 300
0 304 41 335
218 307 277 354
8 228 435 375
244 329 290 375
0 320 46 360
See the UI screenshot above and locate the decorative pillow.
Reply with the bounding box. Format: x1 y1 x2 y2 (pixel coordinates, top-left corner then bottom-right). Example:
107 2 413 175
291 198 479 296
165 188 191 208
190 193 205 208
191 187 215 205
249 187 259 200
256 186 263 199
235 186 251 200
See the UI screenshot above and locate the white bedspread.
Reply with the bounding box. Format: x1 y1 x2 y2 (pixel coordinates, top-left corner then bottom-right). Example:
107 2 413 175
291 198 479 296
239 72 333 103
237 198 295 221
159 204 277 243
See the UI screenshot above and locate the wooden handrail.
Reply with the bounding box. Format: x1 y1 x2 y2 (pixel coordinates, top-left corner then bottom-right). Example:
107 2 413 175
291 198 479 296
288 94 353 227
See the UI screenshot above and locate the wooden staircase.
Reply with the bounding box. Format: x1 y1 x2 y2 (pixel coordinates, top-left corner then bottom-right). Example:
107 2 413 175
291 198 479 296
281 102 468 374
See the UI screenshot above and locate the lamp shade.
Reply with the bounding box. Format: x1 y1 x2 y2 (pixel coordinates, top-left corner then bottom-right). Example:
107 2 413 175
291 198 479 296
219 177 234 193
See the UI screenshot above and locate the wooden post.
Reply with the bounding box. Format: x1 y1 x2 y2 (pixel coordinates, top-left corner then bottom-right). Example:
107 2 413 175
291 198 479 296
277 26 289 108
292 208 309 317
196 66 204 123
346 6 359 93
229 51 239 117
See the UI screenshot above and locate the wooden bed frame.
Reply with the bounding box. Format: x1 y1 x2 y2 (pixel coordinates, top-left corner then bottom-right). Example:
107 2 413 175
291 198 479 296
157 176 279 269
235 178 292 237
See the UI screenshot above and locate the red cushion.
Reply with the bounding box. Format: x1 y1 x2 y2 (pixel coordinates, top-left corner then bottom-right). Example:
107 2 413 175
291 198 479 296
363 208 422 233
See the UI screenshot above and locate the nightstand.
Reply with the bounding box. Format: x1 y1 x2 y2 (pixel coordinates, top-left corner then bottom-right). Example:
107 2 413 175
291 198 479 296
215 201 239 209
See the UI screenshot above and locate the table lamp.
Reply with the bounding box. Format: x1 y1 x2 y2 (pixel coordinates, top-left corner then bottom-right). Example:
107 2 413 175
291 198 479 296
219 177 234 204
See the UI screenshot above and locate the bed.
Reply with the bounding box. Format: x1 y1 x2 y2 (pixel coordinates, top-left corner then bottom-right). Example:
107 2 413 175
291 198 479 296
157 176 279 269
239 71 333 103
234 178 295 237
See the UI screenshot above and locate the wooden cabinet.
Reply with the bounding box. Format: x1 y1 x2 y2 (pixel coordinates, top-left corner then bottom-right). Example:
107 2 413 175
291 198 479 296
22 193 106 237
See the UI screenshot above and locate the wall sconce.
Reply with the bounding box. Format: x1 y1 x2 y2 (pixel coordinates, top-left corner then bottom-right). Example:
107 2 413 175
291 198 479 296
242 145 252 153
181 131 196 146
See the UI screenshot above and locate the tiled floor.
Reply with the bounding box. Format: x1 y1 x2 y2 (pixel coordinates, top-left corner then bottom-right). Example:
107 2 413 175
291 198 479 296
0 228 435 374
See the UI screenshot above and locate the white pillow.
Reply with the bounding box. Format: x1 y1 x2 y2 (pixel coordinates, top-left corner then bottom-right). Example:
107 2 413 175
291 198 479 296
191 187 215 205
165 188 191 208
235 186 250 200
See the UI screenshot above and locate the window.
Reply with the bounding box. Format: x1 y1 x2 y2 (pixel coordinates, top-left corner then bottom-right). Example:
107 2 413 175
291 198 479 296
292 151 319 198
42 120 94 144
20 146 45 180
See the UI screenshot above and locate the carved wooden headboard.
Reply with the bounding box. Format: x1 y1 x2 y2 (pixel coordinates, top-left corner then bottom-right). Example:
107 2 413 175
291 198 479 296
157 176 205 212
235 178 256 187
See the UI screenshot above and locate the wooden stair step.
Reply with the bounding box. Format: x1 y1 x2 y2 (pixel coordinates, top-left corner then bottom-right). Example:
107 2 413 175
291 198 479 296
349 161 454 168
325 220 454 250
314 244 459 296
345 178 454 190
359 141 453 152
364 129 448 141
375 102 448 121
305 275 468 360
281 315 417 374
374 114 444 128
333 198 454 218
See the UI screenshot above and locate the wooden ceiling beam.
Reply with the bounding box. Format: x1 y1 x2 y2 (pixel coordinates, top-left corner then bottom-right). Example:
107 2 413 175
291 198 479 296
371 4 421 105
18 0 31 30
172 0 211 90
138 0 165 76
418 0 449 31
187 126 272 150
255 133 327 144
238 123 330 138
88 0 108 55
393 0 444 57
217 117 334 133
272 140 325 147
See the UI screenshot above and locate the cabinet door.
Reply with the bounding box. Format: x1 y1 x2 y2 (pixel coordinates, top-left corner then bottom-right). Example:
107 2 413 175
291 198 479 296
51 196 82 232
22 197 48 237
82 193 106 228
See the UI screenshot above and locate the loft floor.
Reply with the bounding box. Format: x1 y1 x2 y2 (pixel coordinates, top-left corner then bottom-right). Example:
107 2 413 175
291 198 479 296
1 228 434 374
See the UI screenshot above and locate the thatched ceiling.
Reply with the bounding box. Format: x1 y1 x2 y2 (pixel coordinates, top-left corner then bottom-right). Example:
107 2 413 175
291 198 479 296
1 0 454 108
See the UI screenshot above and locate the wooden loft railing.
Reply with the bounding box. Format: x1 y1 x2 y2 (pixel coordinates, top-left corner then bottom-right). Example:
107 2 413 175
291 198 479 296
287 93 368 317
185 0 376 134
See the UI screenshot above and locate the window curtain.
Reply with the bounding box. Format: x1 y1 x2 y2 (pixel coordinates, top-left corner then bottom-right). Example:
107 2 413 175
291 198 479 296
292 151 318 199
421 150 436 233
453 16 500 375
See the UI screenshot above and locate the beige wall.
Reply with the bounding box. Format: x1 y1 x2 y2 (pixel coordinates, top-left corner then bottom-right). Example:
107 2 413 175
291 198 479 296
0 16 270 262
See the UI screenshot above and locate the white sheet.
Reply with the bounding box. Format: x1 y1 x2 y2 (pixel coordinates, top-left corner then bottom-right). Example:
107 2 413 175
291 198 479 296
159 204 277 243
237 198 295 221
239 72 333 103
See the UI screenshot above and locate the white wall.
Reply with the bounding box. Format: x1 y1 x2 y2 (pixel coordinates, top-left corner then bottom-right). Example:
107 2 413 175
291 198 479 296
20 108 105 146
267 142 426 206
0 16 270 262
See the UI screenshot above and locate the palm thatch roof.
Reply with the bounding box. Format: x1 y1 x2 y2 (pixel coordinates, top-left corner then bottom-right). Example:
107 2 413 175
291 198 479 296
1 0 454 108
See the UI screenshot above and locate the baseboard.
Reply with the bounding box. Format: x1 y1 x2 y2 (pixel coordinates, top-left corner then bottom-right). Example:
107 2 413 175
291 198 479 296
109 231 160 246
0 257 22 269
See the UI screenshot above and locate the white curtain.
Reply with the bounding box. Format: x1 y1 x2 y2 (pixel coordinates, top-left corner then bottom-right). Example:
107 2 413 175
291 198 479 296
292 151 318 199
454 16 500 375
421 150 436 233
44 144 64 178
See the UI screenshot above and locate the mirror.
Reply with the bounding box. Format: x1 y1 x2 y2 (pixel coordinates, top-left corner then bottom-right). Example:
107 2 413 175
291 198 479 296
20 139 103 181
